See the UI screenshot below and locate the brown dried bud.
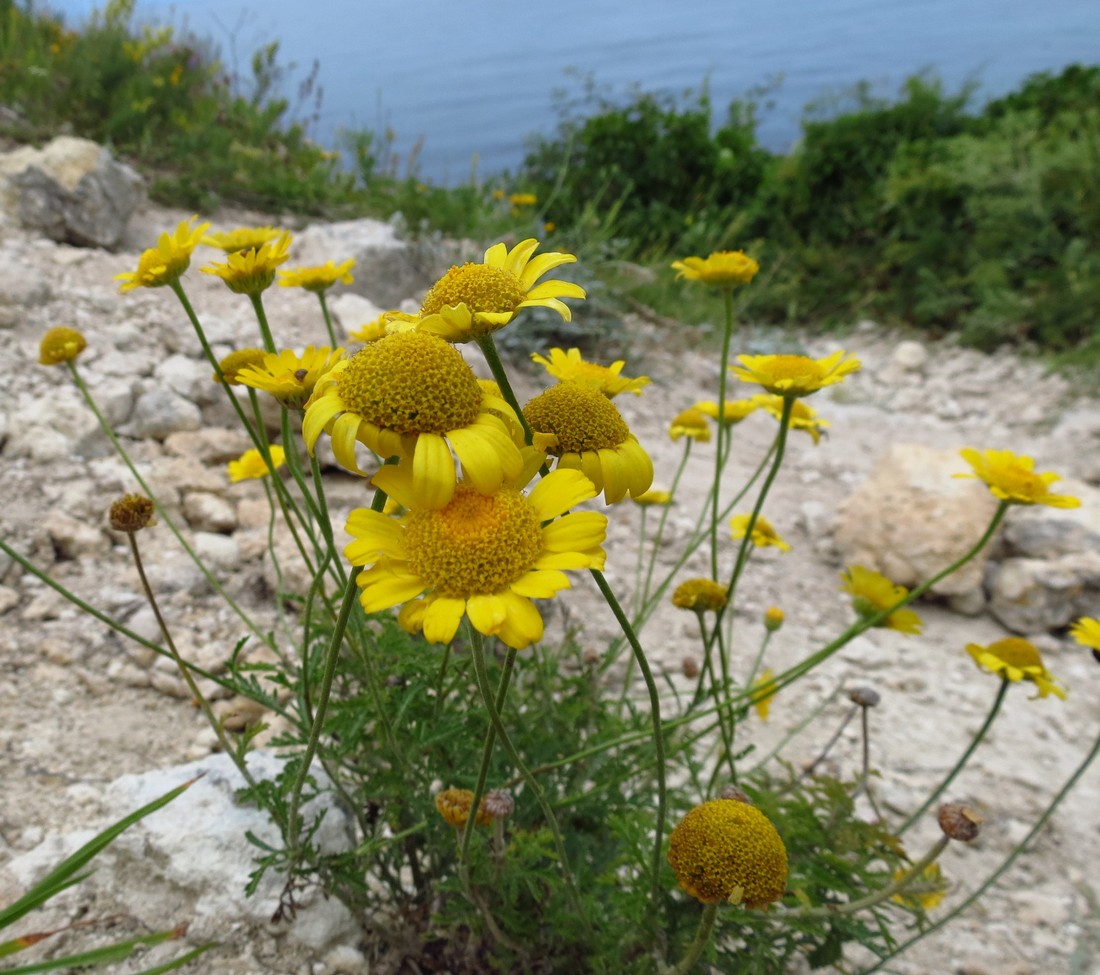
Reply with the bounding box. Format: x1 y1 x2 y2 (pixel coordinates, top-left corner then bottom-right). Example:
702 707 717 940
582 647 601 667
682 656 700 679
938 802 982 842
109 494 156 533
482 789 515 820
719 785 752 804
847 686 880 708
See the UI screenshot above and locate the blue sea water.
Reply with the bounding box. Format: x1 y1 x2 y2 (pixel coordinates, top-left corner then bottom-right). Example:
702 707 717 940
52 0 1100 185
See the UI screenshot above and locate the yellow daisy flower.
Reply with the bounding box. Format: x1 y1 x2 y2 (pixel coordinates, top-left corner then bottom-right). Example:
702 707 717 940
227 446 286 483
416 238 586 342
840 565 923 634
531 347 650 398
731 350 861 398
671 250 760 288
956 448 1080 508
892 862 947 911
115 216 210 292
730 514 791 552
966 637 1066 699
667 799 788 907
672 578 728 613
304 331 523 506
236 346 346 409
523 381 653 504
669 408 711 443
202 226 284 253
345 468 607 650
693 398 759 426
752 394 830 444
214 348 267 385
508 192 538 208
39 327 87 365
201 232 293 295
346 311 418 344
752 669 778 721
277 258 356 293
1070 616 1100 650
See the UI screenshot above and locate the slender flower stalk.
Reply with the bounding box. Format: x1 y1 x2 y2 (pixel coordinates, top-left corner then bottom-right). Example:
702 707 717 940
672 903 718 975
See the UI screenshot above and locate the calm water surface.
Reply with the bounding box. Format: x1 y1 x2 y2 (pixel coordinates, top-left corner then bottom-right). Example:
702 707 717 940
55 0 1100 184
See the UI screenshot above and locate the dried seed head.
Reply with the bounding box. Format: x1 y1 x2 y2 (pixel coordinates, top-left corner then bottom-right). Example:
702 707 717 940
682 656 700 679
719 785 752 804
482 789 515 820
938 802 982 842
109 494 156 533
847 686 881 708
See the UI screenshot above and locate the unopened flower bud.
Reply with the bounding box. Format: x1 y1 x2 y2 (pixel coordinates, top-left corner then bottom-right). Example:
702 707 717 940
764 606 784 631
39 327 87 365
719 785 752 804
938 802 982 842
682 656 700 679
847 686 880 708
109 494 156 533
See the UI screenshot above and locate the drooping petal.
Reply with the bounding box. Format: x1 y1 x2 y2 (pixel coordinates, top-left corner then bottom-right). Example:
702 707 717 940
422 596 466 644
344 508 406 564
358 572 427 613
412 433 457 509
541 511 608 553
527 468 598 520
510 569 571 598
302 393 344 452
371 462 419 510
466 593 508 635
494 591 544 649
331 411 365 473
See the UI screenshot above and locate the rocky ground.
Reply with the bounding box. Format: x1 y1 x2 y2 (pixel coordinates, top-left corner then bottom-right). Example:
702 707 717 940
1 199 1098 975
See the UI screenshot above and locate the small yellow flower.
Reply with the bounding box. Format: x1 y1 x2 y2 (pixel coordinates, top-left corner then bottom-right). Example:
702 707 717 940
202 226 284 253
671 250 760 288
236 346 346 409
509 192 537 208
731 351 861 398
523 382 653 504
543 221 556 234
115 217 210 292
892 862 947 911
227 446 286 483
966 637 1066 699
667 799 788 907
730 514 791 552
752 394 830 444
752 669 778 721
693 399 758 426
278 258 356 293
434 788 492 828
39 327 87 365
672 578 728 613
214 348 266 385
201 232 293 295
1070 616 1100 650
840 565 923 634
346 311 417 344
763 606 785 632
417 238 585 342
633 489 672 507
669 408 711 443
956 448 1080 509
531 347 650 398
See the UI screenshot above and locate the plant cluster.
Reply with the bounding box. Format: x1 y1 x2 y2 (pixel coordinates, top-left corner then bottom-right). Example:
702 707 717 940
4 228 1098 974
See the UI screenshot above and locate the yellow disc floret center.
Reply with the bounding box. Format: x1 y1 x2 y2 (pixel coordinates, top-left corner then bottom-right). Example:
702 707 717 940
404 485 543 598
764 355 824 386
523 382 630 453
987 637 1043 670
421 263 527 316
336 331 482 434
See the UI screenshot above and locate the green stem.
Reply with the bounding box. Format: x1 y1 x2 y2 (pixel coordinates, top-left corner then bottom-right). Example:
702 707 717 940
639 439 692 608
898 677 1009 833
709 287 736 580
316 291 339 347
249 292 277 353
672 902 718 975
476 333 533 443
591 568 667 911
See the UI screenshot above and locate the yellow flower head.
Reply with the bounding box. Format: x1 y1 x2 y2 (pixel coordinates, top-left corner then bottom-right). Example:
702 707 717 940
201 232 293 295
523 381 653 504
108 494 156 533
892 862 947 911
633 489 672 507
840 565 923 634
434 788 492 828
966 637 1066 699
508 192 537 208
731 350 861 398
305 331 523 507
417 238 585 342
671 250 760 289
1070 616 1100 660
227 446 286 483
214 348 267 385
752 394 830 444
667 799 788 907
693 398 758 426
39 327 87 365
752 669 778 722
346 310 417 344
345 468 607 650
278 258 356 293
115 217 210 292
669 408 711 443
531 347 650 398
764 606 785 632
236 346 346 409
956 448 1080 509
202 226 284 253
672 578 728 613
730 514 791 552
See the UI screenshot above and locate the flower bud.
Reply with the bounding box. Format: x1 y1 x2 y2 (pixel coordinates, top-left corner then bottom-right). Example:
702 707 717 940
847 686 880 708
764 606 785 631
39 327 87 365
